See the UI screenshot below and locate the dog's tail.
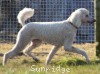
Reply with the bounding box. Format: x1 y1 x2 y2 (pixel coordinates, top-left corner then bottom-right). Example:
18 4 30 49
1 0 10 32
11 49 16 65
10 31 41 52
17 7 34 26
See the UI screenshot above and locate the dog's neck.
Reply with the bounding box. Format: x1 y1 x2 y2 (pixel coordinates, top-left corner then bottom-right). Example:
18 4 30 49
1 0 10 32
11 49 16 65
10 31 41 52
67 17 82 29
68 21 78 29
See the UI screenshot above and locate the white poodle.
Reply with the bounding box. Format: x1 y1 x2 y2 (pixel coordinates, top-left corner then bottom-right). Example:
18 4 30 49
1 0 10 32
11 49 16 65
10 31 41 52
3 8 95 66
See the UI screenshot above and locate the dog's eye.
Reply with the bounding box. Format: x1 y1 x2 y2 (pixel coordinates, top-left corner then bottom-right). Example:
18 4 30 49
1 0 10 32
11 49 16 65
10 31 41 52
86 15 88 17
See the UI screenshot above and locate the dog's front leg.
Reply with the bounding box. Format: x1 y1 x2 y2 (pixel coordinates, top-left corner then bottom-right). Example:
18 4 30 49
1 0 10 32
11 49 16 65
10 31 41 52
45 46 60 65
64 46 90 63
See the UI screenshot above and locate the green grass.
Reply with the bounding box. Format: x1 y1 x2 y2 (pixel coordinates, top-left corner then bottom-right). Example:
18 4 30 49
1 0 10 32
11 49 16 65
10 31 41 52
0 56 100 74
0 43 100 74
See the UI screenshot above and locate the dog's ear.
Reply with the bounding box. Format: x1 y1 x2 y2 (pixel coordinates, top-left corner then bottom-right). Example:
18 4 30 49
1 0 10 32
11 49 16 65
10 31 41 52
68 11 82 27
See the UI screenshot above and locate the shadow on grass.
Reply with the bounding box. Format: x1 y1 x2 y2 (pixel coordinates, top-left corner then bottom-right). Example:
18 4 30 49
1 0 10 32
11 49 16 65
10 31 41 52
0 63 3 67
0 53 4 57
21 59 41 65
66 59 87 66
51 58 100 67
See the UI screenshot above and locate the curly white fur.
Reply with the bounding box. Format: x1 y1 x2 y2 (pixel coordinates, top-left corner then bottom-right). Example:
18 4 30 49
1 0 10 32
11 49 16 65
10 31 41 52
3 8 95 66
17 7 34 26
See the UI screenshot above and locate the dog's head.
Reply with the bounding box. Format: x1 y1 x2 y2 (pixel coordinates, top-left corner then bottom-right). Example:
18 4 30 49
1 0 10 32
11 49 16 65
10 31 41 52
68 8 96 27
78 8 96 24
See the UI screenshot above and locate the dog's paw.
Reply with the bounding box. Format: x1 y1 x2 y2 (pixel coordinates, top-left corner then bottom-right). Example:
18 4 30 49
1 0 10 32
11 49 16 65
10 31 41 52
33 58 40 62
86 59 91 64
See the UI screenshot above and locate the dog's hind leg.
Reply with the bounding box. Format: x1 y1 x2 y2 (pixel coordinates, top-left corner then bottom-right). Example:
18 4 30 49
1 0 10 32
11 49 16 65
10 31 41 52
45 46 60 65
23 39 41 62
3 31 32 66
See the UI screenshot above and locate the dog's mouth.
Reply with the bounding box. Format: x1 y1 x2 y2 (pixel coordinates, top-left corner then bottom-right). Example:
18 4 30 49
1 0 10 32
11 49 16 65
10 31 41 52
87 19 96 24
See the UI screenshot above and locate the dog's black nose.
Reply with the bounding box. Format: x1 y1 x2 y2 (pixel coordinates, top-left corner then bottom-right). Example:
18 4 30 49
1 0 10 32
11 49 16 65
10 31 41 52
93 19 96 22
88 19 96 24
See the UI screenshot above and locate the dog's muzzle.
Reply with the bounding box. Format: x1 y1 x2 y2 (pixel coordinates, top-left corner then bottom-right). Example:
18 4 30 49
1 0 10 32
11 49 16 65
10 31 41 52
87 19 96 24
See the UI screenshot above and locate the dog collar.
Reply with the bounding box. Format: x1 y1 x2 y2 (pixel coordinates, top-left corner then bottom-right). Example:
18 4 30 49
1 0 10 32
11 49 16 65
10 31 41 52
68 22 78 29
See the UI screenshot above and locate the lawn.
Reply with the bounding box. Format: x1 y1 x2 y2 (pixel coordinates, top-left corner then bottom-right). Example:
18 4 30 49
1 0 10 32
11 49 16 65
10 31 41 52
0 43 100 74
